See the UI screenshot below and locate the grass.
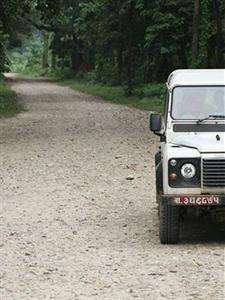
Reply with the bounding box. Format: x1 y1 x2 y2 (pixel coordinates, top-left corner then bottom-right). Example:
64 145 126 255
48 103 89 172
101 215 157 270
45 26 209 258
0 75 21 117
60 79 165 112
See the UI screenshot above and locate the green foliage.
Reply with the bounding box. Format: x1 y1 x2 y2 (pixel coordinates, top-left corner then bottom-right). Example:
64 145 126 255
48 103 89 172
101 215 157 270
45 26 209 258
0 75 21 117
197 0 212 67
0 32 8 72
60 77 165 112
38 0 224 86
0 0 33 71
87 61 122 86
76 0 148 89
145 0 193 80
9 33 43 74
1 0 225 95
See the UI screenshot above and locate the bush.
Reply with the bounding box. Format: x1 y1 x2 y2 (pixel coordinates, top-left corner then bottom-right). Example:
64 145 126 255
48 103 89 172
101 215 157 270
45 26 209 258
87 61 122 86
0 75 21 117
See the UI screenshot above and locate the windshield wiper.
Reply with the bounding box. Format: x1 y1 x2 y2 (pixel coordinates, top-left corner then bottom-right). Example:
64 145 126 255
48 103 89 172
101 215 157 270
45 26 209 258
197 114 225 124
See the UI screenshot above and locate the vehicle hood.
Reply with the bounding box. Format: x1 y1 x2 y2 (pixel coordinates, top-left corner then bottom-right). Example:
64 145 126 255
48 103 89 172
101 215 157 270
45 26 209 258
168 132 225 153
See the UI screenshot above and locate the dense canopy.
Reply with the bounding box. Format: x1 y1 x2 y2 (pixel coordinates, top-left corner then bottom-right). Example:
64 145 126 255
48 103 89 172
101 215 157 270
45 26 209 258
0 0 224 87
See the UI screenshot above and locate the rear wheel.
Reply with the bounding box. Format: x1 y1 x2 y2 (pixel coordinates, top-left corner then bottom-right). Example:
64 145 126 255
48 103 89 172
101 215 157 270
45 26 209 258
159 200 180 244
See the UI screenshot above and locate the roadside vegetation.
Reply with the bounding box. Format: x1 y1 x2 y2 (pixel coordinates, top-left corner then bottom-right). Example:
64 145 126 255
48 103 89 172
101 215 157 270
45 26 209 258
59 78 165 112
0 0 224 114
8 32 166 112
0 75 21 117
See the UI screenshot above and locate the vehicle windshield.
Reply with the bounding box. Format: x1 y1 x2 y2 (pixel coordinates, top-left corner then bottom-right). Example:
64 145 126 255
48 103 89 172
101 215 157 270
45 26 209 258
171 86 225 120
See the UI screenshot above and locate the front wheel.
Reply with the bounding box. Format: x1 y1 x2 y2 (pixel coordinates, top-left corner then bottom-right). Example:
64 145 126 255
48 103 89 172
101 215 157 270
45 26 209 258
159 200 180 244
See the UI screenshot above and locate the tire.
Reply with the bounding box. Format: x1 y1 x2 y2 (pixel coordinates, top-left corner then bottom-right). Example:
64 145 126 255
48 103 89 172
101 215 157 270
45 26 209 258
156 163 163 199
159 200 180 244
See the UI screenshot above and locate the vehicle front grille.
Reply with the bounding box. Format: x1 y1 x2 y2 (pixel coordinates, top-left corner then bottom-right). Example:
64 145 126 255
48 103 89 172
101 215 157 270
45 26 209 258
203 159 225 189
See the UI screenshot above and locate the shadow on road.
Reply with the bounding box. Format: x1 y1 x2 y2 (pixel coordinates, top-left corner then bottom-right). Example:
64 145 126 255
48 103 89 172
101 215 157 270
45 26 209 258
180 217 225 244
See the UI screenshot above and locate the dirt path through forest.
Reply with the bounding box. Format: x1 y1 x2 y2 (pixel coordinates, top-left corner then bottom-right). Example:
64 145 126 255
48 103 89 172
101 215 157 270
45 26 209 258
1 74 224 299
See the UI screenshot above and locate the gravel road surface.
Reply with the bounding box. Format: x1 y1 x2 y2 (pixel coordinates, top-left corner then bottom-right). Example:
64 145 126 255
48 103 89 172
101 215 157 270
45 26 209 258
1 74 224 300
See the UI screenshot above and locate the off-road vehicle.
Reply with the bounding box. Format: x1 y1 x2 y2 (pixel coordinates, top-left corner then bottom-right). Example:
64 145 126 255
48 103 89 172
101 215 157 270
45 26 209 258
150 69 225 244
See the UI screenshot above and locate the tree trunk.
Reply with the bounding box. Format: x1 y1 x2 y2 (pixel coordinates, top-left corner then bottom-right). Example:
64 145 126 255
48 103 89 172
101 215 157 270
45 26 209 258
191 0 200 65
0 41 6 72
117 47 123 76
51 52 56 69
207 37 215 68
71 51 83 71
127 1 135 95
127 43 133 95
178 45 188 68
42 31 49 69
213 0 224 67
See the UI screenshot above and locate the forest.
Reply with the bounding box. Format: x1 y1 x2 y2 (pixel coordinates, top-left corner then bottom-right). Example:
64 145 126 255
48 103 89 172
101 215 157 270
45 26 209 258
0 0 225 95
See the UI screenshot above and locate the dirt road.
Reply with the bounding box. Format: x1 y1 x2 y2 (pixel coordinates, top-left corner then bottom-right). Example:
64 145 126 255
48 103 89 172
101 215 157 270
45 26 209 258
1 74 224 300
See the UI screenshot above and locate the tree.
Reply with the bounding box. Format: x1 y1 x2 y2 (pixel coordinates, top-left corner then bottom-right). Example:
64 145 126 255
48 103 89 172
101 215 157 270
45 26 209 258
34 0 86 71
213 0 225 67
192 0 200 65
0 0 32 71
145 0 193 80
2 0 225 83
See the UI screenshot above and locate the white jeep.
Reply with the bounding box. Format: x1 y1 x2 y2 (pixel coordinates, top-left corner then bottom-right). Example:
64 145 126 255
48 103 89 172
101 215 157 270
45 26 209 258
150 69 225 244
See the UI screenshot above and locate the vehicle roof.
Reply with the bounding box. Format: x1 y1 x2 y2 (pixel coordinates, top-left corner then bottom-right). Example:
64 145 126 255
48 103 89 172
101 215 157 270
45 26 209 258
167 69 225 89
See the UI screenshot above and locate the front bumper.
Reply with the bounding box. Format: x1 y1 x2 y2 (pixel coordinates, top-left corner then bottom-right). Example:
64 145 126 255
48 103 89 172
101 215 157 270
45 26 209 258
162 195 225 206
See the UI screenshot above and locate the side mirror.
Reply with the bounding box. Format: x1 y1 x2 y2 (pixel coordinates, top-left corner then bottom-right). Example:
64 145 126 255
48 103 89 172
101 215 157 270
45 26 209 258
150 113 162 133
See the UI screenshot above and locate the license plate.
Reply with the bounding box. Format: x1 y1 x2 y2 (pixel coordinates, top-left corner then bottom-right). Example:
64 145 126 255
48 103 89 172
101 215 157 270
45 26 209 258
172 196 221 206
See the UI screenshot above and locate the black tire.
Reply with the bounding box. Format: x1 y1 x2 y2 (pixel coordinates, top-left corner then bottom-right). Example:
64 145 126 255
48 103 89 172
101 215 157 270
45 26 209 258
155 153 163 217
159 200 180 244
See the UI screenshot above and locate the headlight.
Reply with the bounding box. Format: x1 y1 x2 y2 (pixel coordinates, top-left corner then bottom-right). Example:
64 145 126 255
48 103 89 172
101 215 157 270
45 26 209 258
168 158 201 188
181 163 196 179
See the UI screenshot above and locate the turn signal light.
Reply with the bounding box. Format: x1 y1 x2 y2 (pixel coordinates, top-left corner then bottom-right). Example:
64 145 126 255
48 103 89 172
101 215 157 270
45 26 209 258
169 173 178 181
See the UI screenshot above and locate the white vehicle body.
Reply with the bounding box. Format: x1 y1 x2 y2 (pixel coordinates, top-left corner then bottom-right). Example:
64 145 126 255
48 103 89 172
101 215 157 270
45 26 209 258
162 69 225 195
150 69 225 243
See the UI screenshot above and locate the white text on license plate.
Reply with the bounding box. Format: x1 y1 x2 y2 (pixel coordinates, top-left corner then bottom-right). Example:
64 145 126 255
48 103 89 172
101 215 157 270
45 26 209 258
173 196 220 206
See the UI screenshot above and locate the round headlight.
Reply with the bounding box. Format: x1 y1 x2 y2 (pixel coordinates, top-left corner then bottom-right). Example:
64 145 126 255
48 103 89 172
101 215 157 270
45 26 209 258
181 163 196 179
